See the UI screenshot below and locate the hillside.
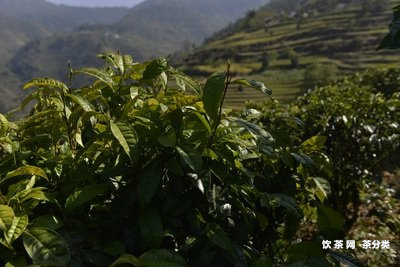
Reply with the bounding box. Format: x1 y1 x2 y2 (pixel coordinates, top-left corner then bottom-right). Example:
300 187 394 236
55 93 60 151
117 0 268 45
0 0 129 32
182 0 397 108
0 12 51 60
0 0 269 113
0 12 52 111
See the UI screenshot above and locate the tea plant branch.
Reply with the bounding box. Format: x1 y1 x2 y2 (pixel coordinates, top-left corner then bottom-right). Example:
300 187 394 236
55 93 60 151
208 62 232 147
60 90 73 151
68 61 73 94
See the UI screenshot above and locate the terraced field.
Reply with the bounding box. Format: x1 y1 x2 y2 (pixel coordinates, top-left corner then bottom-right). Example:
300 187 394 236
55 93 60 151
182 1 398 108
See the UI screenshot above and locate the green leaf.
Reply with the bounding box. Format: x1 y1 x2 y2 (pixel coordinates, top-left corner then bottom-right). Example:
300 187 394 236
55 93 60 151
2 166 48 184
328 251 364 267
17 188 50 203
31 215 63 231
172 70 201 95
203 72 226 122
157 128 177 148
233 119 274 144
139 209 163 248
65 183 108 212
192 111 212 135
176 146 203 173
263 194 302 218
0 205 14 231
139 249 187 267
0 114 9 136
67 94 95 112
137 160 163 206
111 254 138 267
301 136 327 151
98 52 133 76
23 227 70 267
23 78 68 93
74 68 116 89
291 152 315 167
232 79 271 95
311 177 331 203
110 120 138 159
206 223 234 253
142 58 168 81
4 215 28 246
317 205 344 233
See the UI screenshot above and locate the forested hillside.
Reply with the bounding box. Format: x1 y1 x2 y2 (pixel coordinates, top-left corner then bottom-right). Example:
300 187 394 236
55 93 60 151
0 12 52 110
181 0 397 107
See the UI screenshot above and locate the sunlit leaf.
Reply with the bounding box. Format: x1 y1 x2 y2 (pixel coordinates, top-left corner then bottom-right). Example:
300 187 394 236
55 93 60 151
65 184 108 211
203 72 226 122
110 120 138 159
23 227 70 267
2 166 48 184
111 254 138 267
23 78 68 94
0 205 14 231
74 68 116 89
4 215 28 246
67 94 95 112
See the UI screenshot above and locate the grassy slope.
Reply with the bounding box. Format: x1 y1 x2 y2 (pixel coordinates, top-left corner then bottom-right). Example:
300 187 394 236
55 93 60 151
182 0 398 108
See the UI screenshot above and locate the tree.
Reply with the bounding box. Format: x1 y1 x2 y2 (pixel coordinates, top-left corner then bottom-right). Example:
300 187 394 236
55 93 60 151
260 51 270 71
283 47 299 68
303 63 338 89
378 3 400 49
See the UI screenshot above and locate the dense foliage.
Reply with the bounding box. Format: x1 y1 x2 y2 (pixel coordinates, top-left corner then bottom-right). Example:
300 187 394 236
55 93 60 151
1 53 399 266
0 53 363 267
250 68 400 265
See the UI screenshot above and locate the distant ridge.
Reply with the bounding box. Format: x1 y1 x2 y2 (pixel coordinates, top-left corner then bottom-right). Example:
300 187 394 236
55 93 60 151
0 0 130 31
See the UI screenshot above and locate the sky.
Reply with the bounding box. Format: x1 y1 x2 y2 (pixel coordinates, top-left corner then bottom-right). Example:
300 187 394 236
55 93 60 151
46 0 145 7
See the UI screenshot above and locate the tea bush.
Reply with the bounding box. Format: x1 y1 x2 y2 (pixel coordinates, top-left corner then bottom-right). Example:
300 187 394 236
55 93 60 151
0 53 363 266
251 69 400 265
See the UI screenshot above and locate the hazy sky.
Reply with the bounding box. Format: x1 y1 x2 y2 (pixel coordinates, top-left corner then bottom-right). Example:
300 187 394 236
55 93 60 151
46 0 145 7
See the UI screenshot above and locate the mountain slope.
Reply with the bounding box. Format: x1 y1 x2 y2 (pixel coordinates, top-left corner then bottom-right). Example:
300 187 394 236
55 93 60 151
0 12 52 112
1 0 270 113
117 0 269 45
7 0 270 78
182 0 396 107
0 12 51 60
0 0 129 32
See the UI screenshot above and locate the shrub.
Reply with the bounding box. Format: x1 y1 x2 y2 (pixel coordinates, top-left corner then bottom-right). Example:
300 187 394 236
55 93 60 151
0 53 357 266
253 70 400 264
303 63 338 89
